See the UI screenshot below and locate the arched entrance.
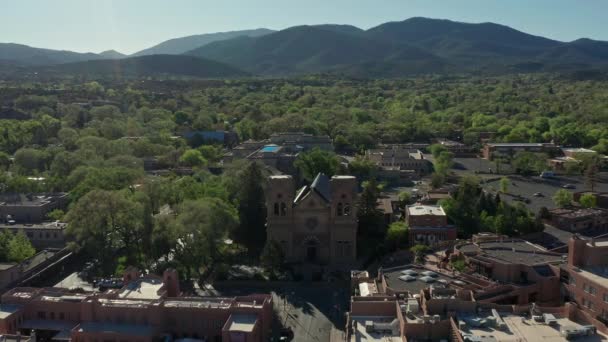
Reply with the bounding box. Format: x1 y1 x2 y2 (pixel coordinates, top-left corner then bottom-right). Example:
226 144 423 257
303 236 320 263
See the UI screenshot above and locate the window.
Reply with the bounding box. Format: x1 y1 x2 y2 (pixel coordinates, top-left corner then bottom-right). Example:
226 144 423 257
343 203 351 216
604 293 608 303
337 203 343 216
274 203 280 216
37 311 46 319
584 284 596 295
59 312 65 320
336 241 351 257
570 277 576 286
583 298 595 310
280 202 287 216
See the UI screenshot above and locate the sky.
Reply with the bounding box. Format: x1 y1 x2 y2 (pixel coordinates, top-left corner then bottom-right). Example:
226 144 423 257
1 0 607 55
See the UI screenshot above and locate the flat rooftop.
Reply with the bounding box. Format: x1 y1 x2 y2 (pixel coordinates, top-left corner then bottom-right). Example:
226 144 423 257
460 313 607 342
407 205 445 216
383 266 456 294
569 265 608 289
15 250 58 273
350 316 401 342
0 263 15 271
76 322 156 336
0 304 22 319
118 277 164 300
227 314 258 333
459 240 564 266
0 222 67 230
550 207 607 220
487 143 557 147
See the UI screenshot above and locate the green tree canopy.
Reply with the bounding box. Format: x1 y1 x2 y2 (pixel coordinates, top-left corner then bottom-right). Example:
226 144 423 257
294 148 340 182
8 231 36 263
553 189 573 208
579 193 597 208
385 221 409 251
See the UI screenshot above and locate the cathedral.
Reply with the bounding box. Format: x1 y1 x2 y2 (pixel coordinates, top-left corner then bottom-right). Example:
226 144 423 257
265 173 358 265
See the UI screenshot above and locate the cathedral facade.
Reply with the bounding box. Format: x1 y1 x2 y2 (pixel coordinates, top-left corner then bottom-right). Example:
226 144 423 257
265 173 358 265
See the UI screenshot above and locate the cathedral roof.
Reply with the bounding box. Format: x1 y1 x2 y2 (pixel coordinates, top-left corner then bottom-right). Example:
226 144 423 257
310 173 331 202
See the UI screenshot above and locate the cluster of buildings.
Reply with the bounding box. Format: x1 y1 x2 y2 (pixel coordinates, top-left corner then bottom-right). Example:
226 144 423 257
365 145 432 185
224 132 334 174
0 268 272 342
345 233 608 341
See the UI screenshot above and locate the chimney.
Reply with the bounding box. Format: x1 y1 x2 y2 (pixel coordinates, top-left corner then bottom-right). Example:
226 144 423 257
163 269 180 297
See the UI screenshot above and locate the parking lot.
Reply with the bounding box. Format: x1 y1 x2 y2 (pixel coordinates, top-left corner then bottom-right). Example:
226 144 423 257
482 174 608 213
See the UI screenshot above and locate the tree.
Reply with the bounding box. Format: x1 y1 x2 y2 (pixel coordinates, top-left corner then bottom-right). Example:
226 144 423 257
0 230 13 261
579 193 597 208
66 190 145 271
512 152 547 175
410 244 430 264
260 240 285 276
348 155 377 182
234 162 267 256
179 149 207 167
450 259 466 272
172 198 238 278
46 209 65 221
553 189 573 208
13 148 48 174
385 221 409 251
434 151 454 175
429 144 448 159
584 157 600 192
294 148 340 181
357 179 385 237
499 177 509 193
7 231 36 262
398 191 412 207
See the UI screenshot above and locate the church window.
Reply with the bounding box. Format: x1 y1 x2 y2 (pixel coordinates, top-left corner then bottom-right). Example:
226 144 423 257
274 203 280 216
280 202 287 216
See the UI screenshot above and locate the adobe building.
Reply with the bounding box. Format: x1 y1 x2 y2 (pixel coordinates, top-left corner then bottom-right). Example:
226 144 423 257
435 138 476 157
345 264 602 341
405 204 456 247
0 269 272 342
562 236 608 327
265 173 358 266
548 207 608 233
365 146 432 176
0 222 66 249
268 132 334 151
454 239 564 305
0 193 68 224
482 142 560 160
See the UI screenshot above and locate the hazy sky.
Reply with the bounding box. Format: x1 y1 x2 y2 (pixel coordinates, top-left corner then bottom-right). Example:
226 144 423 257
1 0 607 54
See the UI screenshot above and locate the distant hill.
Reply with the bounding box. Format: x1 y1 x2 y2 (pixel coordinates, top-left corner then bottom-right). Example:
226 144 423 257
0 43 101 66
132 28 274 56
186 25 447 76
99 50 127 59
3 17 608 78
366 17 560 61
32 55 249 79
184 18 608 76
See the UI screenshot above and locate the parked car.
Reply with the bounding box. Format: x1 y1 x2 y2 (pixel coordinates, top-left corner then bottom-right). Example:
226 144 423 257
533 192 544 197
562 184 575 189
540 171 555 178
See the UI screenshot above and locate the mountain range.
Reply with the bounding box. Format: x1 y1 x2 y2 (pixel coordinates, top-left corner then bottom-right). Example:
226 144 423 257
1 18 607 78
